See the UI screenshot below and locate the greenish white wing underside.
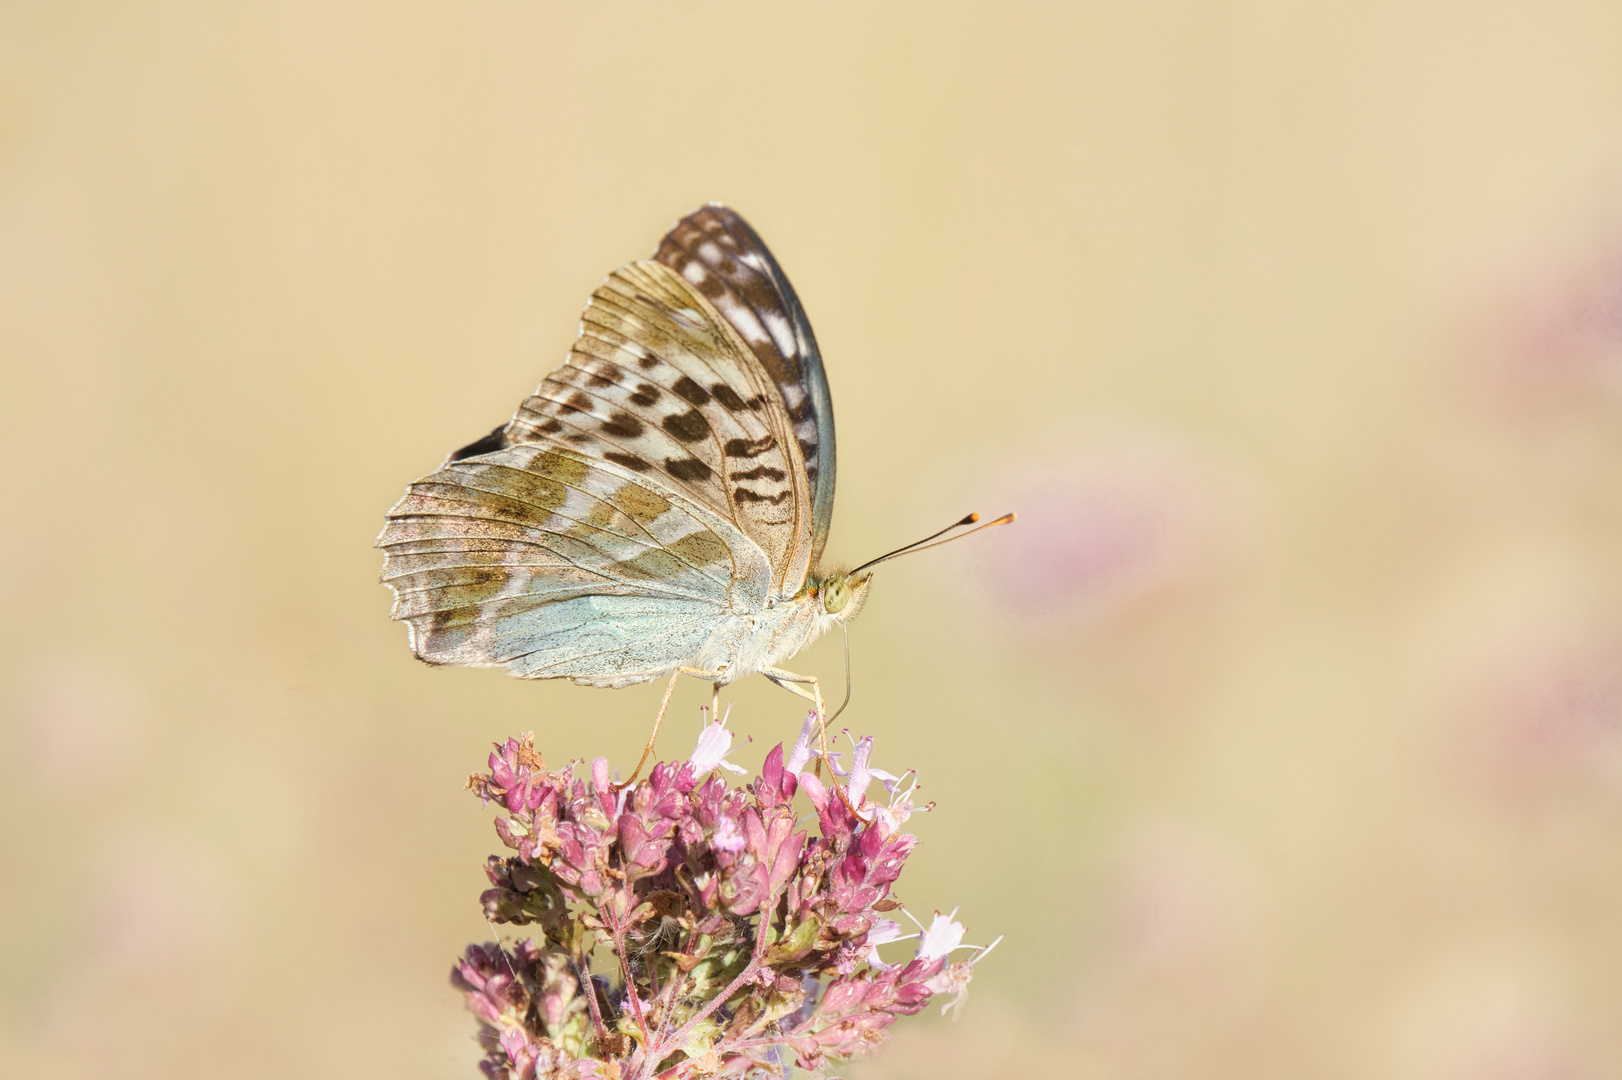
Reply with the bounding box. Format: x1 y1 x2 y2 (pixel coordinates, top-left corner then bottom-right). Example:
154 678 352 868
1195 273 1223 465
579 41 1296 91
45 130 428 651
378 445 772 687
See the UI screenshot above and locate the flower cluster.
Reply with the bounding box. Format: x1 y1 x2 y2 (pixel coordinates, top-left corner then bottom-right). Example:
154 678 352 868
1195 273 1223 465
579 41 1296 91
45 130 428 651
452 714 996 1079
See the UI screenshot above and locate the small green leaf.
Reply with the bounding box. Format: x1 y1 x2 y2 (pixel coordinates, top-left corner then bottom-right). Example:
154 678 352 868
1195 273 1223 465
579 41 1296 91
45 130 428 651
764 914 820 964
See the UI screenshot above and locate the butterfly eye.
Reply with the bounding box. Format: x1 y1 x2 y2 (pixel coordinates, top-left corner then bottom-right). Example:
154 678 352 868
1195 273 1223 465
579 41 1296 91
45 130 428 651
822 577 850 615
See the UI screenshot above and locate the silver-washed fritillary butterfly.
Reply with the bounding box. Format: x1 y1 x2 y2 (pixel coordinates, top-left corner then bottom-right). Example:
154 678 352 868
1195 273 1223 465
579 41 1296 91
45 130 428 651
377 205 1010 766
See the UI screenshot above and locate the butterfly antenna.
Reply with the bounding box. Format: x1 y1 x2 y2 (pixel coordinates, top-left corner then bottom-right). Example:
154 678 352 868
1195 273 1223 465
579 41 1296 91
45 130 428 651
828 624 853 727
851 512 1016 575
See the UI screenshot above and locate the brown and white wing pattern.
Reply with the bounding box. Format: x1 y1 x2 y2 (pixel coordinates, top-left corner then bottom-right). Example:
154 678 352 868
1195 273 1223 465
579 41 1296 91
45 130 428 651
379 206 836 687
654 205 837 570
500 260 814 592
378 445 771 686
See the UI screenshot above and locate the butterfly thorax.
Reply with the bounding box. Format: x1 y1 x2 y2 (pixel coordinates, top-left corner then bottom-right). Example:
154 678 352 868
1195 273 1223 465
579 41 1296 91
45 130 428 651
690 571 870 685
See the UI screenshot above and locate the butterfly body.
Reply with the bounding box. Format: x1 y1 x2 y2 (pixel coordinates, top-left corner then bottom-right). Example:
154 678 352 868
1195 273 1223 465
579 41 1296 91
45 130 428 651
378 206 869 699
689 573 869 687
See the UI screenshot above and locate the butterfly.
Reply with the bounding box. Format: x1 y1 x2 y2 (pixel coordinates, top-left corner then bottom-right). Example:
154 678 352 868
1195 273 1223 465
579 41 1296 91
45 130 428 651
377 204 1009 763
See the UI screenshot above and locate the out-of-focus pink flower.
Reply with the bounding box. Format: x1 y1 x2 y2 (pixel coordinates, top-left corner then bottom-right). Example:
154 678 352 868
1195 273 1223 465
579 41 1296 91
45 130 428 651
953 424 1261 637
1067 820 1268 1068
1467 239 1622 412
1439 617 1622 807
14 654 148 790
38 826 240 1070
923 961 975 1019
916 910 967 961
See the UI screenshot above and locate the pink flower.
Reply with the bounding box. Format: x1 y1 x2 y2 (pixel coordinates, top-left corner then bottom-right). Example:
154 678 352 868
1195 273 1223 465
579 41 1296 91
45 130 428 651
784 711 820 774
833 734 903 808
454 713 996 1078
711 814 745 854
864 918 908 969
923 961 974 1019
910 912 1004 1018
687 719 747 776
915 910 967 960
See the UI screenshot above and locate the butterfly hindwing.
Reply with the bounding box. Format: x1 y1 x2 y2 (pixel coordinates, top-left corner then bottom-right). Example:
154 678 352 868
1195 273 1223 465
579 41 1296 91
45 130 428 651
655 205 837 569
377 445 772 686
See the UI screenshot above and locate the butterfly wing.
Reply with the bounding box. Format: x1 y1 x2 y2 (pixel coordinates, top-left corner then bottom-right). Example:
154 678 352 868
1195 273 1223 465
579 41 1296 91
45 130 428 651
654 205 837 571
378 445 772 686
380 208 834 686
499 259 815 592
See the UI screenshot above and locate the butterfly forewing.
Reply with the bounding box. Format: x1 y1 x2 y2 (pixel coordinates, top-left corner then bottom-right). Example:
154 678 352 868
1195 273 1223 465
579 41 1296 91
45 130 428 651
501 260 813 591
654 205 837 568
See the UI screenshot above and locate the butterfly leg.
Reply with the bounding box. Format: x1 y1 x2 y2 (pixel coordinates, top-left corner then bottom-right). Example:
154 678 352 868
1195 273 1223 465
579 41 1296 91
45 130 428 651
764 667 875 820
762 666 829 755
621 665 725 788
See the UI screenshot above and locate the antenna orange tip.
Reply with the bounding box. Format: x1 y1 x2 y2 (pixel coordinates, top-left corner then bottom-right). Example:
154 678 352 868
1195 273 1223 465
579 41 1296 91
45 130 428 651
966 512 980 523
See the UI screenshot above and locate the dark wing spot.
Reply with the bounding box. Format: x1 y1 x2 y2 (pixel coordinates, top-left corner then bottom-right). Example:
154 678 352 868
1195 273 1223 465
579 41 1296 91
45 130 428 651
449 424 506 461
629 383 661 407
537 418 564 434
733 487 791 505
710 383 746 411
604 452 652 472
662 409 711 443
587 367 617 389
600 411 645 438
473 490 555 527
672 377 711 407
733 464 786 482
665 457 713 482
428 606 470 638
724 436 775 458
565 392 594 413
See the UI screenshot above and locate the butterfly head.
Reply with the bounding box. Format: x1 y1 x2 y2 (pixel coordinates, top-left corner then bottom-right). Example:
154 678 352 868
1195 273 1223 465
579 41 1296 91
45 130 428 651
814 570 872 624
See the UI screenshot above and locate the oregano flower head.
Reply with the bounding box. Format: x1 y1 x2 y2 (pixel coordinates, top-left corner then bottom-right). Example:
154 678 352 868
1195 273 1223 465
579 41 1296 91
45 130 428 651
454 713 998 1079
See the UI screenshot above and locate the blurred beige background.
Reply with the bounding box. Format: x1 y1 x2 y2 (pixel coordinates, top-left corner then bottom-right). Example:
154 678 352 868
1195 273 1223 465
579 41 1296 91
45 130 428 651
7 2 1622 1077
